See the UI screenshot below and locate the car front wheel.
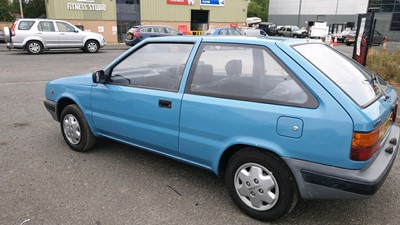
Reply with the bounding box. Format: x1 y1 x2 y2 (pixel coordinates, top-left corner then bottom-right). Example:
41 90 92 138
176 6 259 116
26 41 43 54
225 148 298 221
60 104 96 152
84 40 99 53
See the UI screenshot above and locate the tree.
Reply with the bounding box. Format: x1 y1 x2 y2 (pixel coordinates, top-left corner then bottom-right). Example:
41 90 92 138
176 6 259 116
24 0 46 18
0 0 16 21
247 0 269 22
0 0 46 22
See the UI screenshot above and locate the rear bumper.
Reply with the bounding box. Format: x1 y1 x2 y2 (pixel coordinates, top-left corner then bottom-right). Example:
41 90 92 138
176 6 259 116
284 125 399 199
44 99 58 121
125 38 140 47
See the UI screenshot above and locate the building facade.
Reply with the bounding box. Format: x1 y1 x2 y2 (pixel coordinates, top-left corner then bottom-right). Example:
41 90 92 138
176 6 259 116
141 0 248 32
45 0 248 43
269 0 400 41
46 0 118 43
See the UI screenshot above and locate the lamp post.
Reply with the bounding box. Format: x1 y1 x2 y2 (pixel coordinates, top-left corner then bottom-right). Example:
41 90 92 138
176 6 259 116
19 0 24 18
297 0 302 27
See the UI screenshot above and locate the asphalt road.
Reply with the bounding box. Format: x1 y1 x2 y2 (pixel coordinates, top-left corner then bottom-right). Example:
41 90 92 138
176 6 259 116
0 43 399 225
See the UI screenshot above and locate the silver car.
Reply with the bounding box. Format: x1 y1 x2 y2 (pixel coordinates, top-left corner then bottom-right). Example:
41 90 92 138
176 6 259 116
4 19 106 54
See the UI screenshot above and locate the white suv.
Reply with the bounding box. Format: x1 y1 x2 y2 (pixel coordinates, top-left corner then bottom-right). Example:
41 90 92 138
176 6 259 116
4 19 106 54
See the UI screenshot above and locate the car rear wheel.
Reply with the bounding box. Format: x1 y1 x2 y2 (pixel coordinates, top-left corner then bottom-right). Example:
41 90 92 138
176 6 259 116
225 148 298 221
293 34 298 38
60 104 96 152
84 40 99 53
26 41 43 54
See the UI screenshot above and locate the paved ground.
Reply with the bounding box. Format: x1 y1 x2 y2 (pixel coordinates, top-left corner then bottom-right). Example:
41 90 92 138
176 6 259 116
0 42 399 225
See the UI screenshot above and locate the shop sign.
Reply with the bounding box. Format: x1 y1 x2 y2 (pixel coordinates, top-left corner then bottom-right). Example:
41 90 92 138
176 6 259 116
167 0 195 5
200 0 224 6
67 0 107 11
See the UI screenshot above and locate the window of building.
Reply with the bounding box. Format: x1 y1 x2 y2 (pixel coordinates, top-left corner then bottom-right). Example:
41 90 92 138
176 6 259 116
110 43 194 92
390 13 400 31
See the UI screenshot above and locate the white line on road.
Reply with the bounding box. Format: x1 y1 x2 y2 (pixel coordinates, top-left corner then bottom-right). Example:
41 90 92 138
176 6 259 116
0 80 49 86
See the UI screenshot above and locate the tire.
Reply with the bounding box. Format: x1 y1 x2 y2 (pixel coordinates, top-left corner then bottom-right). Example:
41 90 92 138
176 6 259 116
26 41 43 54
84 40 99 53
293 34 298 38
345 41 351 46
60 104 96 152
225 148 298 222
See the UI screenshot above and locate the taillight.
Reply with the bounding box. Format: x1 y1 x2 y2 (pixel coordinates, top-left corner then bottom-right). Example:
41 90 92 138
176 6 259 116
11 21 17 36
392 103 398 122
351 128 380 161
134 30 139 38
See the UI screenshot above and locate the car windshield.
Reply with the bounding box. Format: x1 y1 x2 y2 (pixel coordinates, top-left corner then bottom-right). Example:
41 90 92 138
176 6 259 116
292 26 300 31
294 44 380 106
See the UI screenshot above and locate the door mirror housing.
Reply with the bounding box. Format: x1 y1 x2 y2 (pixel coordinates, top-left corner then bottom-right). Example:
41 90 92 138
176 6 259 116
92 70 107 84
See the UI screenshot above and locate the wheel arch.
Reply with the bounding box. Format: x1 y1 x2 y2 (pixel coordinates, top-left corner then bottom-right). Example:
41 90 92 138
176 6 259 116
56 97 77 121
83 38 100 48
23 38 45 50
217 144 286 176
56 95 99 136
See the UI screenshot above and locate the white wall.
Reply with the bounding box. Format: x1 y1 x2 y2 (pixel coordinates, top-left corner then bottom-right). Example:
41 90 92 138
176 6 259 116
269 0 368 15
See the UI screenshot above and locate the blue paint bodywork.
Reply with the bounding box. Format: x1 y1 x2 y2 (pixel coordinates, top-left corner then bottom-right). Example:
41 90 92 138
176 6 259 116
45 36 399 199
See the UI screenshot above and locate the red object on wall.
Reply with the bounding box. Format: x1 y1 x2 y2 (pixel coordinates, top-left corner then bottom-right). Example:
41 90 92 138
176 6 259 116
167 0 195 5
230 23 238 28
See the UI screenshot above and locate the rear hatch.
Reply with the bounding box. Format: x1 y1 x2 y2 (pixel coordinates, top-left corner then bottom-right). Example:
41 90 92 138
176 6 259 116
126 26 139 40
293 43 398 162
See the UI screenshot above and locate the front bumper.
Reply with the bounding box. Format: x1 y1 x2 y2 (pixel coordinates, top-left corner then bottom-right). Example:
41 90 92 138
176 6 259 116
284 125 399 199
44 99 58 121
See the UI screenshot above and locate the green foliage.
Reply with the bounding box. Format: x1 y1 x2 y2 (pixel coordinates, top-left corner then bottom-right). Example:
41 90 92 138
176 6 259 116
247 0 269 22
0 0 46 22
0 0 16 21
24 0 46 18
366 49 400 84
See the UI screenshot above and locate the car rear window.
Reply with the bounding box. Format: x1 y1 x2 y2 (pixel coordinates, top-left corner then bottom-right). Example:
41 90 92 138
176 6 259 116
18 21 35 30
294 44 378 106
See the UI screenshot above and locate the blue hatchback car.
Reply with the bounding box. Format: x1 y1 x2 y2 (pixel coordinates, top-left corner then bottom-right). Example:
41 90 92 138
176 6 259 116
44 36 399 221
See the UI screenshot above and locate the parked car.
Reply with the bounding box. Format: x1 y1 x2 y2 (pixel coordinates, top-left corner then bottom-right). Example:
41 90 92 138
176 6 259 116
4 19 106 54
204 27 242 36
44 36 399 222
278 25 308 38
331 30 351 42
242 28 267 37
258 22 278 36
0 30 5 43
345 30 383 46
125 25 183 47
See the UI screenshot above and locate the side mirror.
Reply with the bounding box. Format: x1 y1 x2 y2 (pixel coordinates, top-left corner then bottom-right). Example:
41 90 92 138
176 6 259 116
178 32 183 36
74 29 79 33
92 70 107 84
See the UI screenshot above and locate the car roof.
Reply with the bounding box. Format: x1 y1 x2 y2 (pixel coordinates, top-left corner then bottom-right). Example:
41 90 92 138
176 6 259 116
142 35 321 46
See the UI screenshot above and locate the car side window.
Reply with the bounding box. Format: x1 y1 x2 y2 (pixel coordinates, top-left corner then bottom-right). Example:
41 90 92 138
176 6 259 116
165 27 180 35
38 21 55 32
186 44 316 107
18 21 35 30
56 22 75 32
153 27 164 33
110 43 194 92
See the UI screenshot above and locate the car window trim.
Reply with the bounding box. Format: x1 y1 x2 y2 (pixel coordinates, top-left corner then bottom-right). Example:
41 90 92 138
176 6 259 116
106 41 197 93
184 42 319 109
291 42 382 109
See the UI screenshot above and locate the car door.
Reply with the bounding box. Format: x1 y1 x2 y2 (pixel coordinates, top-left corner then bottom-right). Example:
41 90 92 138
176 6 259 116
36 21 58 48
91 42 195 155
179 41 329 169
56 21 85 47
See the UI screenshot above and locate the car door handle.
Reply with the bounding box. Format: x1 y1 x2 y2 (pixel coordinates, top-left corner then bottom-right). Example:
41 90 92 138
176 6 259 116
158 99 172 109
